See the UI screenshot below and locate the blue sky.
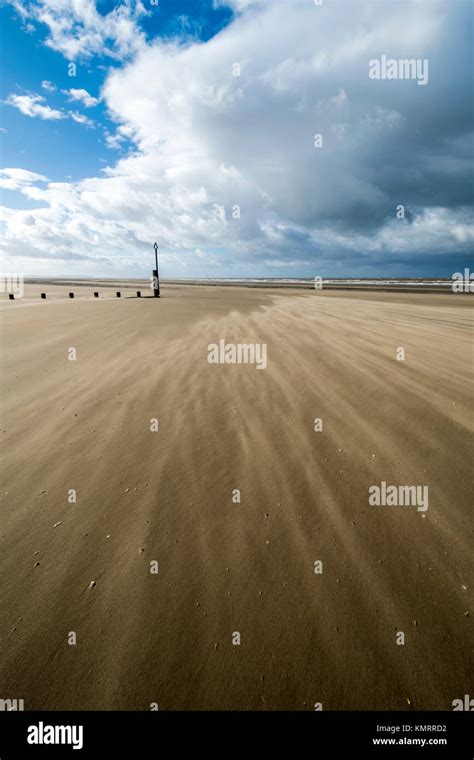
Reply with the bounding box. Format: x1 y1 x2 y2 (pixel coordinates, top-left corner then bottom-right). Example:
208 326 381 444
1 1 232 194
0 0 473 278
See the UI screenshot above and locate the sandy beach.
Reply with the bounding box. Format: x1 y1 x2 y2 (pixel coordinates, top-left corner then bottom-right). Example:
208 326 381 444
0 283 472 710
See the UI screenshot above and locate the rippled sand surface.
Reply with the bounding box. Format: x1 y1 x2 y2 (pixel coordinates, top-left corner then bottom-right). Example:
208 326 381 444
0 284 472 709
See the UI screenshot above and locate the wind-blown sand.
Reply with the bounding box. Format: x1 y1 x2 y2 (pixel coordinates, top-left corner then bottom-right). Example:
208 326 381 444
0 283 472 710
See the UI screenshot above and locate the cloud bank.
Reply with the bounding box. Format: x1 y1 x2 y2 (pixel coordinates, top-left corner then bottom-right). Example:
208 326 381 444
1 0 473 276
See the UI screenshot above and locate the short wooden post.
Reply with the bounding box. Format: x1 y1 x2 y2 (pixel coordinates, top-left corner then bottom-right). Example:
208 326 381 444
152 269 160 298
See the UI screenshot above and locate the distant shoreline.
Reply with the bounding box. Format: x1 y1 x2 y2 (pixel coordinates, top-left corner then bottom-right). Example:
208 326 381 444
22 276 462 293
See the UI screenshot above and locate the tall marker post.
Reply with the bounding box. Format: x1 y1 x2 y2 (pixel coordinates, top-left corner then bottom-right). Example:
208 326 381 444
153 241 160 298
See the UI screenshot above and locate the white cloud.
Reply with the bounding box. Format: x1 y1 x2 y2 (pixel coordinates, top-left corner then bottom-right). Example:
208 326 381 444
62 88 99 107
1 0 472 275
8 0 29 20
41 80 57 92
8 0 147 61
213 0 261 10
5 91 96 128
5 93 64 120
0 167 48 191
69 110 95 127
104 124 135 150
